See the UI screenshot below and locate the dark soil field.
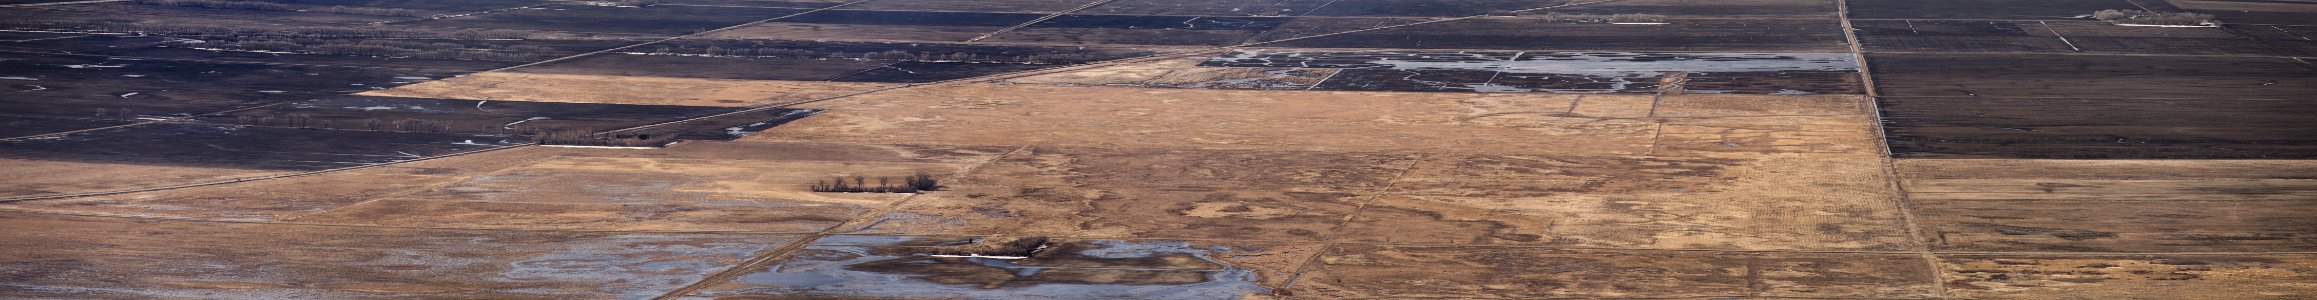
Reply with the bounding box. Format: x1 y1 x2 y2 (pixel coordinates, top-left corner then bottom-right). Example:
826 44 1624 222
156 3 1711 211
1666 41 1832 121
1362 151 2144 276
2177 1 2317 26
0 0 95 4
985 15 1293 46
830 61 1061 83
840 0 1094 13
259 0 548 12
1847 0 2143 19
659 0 849 8
1267 18 1848 51
1883 97 2317 159
1855 20 2316 56
0 31 79 41
1547 0 1837 17
0 35 636 70
0 123 522 170
1868 53 2317 99
202 95 746 134
1238 17 1427 43
26 3 411 25
0 52 470 121
780 9 1047 27
1874 53 2317 158
1080 0 1334 16
0 115 134 138
515 40 1150 81
401 4 807 35
512 54 892 80
1301 0 1574 17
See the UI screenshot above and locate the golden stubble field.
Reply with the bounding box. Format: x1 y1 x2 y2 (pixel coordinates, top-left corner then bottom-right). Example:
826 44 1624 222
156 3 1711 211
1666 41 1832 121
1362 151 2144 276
9 79 2314 298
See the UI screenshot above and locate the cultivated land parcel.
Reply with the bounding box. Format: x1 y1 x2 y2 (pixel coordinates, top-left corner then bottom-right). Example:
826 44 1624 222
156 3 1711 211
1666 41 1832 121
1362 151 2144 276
1 0 2314 298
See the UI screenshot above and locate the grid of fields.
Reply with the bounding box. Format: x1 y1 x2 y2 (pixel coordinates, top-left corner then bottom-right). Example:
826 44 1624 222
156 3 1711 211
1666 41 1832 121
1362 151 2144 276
1 0 2312 298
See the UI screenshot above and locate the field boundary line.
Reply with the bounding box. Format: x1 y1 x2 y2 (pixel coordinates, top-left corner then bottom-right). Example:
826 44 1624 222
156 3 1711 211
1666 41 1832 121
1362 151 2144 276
0 143 536 203
2040 21 2083 51
963 0 1120 43
1303 67 1343 90
474 0 874 73
1836 0 1943 297
0 122 153 141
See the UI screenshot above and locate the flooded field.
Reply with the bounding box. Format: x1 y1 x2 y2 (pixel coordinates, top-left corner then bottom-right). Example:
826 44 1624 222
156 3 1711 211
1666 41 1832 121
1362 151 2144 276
685 236 1304 299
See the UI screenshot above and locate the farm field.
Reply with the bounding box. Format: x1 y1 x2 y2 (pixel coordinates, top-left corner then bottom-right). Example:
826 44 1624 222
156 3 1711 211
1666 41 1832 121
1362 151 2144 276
2 0 2313 298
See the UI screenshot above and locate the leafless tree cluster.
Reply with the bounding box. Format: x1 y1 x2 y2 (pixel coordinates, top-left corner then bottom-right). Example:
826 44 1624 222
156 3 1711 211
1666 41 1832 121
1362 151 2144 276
650 46 1106 64
133 0 290 11
207 37 556 61
2092 10 2216 26
312 6 419 17
811 172 940 193
532 130 678 147
0 20 532 40
1525 12 1668 23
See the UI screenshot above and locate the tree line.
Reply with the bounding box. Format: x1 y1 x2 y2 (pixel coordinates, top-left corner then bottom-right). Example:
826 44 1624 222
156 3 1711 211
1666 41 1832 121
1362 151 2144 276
811 172 941 193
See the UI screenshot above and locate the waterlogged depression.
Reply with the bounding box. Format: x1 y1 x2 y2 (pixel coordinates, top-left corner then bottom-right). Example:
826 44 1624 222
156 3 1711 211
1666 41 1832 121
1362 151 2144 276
685 236 1271 299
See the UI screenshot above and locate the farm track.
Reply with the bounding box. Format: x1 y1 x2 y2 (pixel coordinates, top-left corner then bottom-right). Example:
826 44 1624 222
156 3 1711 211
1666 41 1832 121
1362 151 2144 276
1834 0 1945 297
0 142 535 203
